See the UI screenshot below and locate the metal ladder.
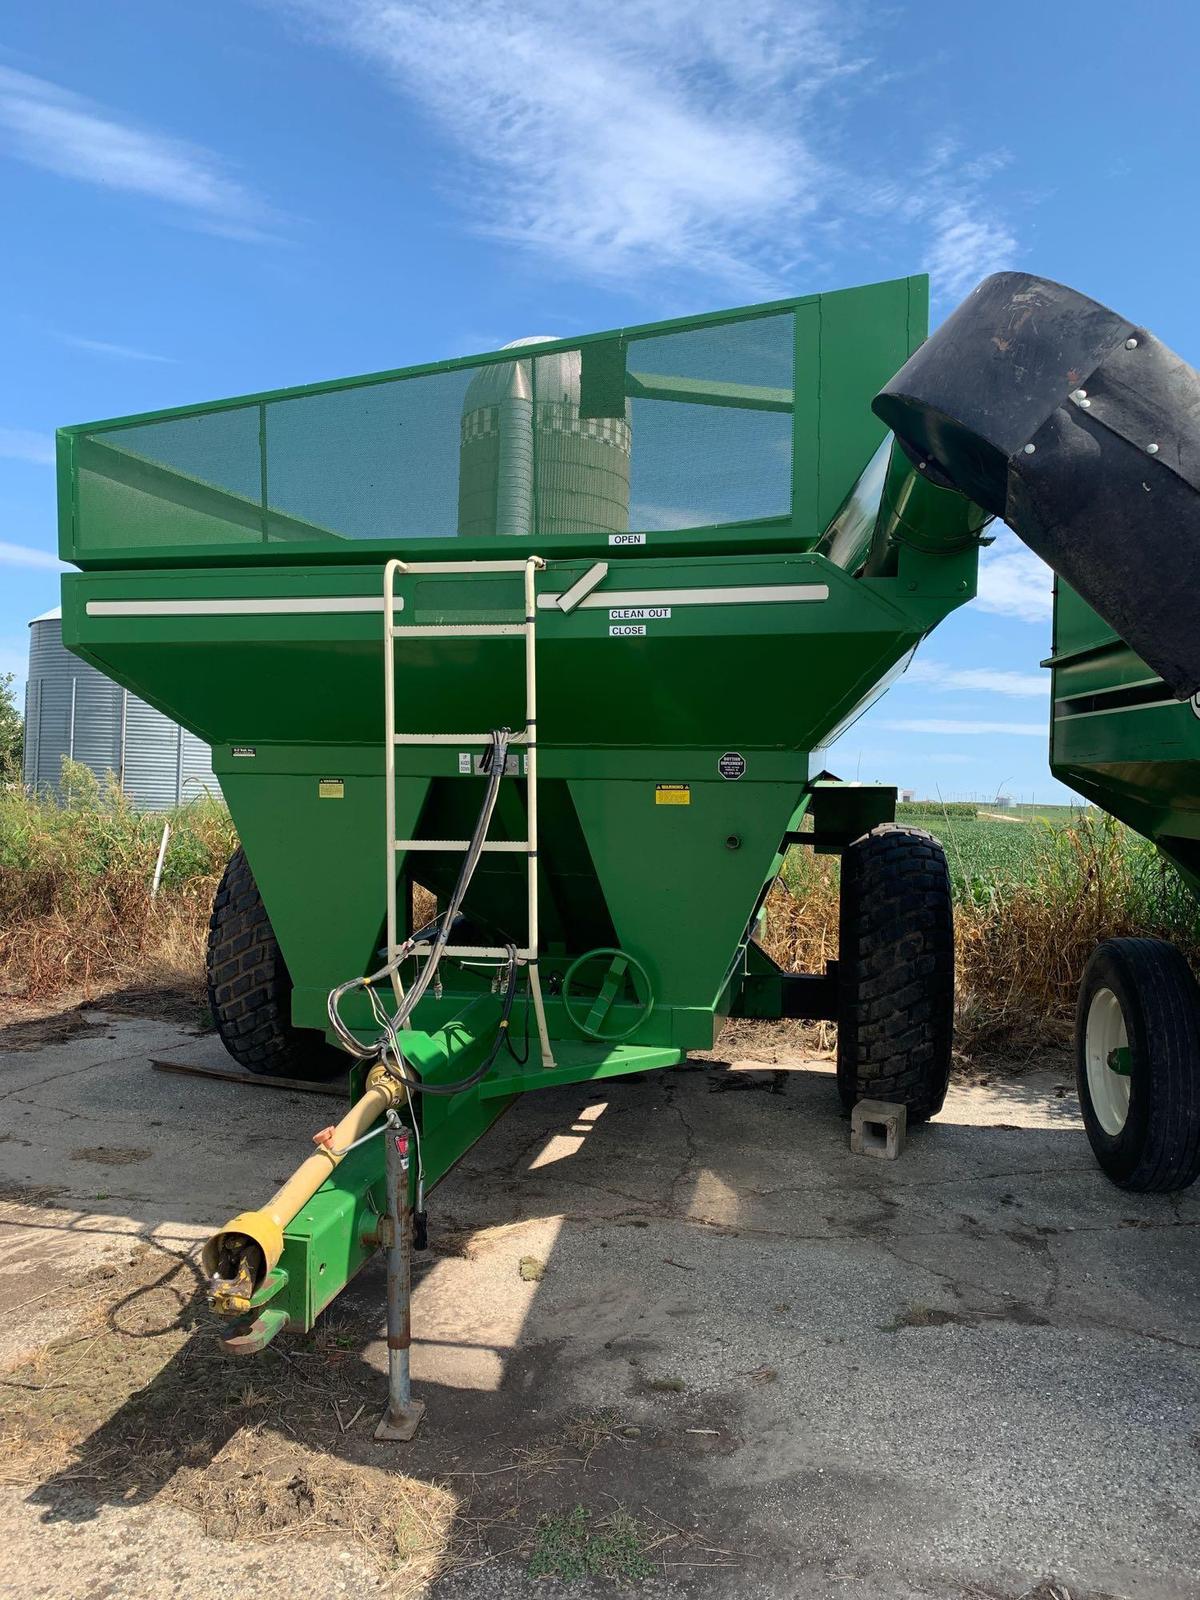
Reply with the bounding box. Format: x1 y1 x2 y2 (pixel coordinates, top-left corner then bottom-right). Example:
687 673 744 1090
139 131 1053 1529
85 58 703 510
382 555 555 1068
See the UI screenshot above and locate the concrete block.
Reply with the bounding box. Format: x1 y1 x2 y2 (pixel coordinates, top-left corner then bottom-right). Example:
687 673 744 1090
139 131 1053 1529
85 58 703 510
850 1098 907 1160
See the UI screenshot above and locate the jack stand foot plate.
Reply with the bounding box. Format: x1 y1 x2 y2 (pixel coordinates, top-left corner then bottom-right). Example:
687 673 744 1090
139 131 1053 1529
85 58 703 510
374 1399 426 1442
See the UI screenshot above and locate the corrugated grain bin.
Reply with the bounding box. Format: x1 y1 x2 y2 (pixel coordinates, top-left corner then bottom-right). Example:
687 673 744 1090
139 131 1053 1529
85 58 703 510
23 608 219 808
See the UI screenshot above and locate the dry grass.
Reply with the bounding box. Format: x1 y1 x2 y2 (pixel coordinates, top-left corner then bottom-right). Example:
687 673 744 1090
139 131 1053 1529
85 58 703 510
767 812 1200 1052
0 768 234 1006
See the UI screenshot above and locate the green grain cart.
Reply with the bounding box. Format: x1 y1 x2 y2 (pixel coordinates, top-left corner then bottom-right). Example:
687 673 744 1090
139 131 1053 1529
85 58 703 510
56 271 1200 1388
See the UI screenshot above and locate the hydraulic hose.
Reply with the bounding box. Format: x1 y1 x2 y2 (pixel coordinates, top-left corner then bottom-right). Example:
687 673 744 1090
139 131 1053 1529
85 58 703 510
328 726 511 1055
327 726 521 1097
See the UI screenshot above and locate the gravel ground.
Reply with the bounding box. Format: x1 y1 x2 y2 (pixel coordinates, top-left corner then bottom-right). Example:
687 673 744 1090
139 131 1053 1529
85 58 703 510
0 1005 1196 1600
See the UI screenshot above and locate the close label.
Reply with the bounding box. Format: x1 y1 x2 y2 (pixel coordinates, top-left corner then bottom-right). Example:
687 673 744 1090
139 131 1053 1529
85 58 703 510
609 624 646 637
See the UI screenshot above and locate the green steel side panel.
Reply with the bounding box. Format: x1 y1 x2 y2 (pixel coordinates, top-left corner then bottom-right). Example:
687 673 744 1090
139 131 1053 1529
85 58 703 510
60 552 950 753
1049 579 1200 893
215 763 423 997
813 276 929 532
567 777 804 1031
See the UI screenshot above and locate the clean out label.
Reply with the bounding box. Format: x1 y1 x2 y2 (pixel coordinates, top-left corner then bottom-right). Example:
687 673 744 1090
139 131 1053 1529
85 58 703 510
608 532 646 545
610 607 670 621
609 624 646 637
655 784 691 806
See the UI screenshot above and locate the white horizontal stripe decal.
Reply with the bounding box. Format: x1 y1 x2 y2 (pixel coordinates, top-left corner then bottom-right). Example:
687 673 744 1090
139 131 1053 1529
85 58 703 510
537 583 828 611
85 596 393 617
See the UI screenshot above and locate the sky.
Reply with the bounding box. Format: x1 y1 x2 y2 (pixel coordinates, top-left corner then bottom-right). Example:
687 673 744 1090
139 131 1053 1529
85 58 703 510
1 0 1197 802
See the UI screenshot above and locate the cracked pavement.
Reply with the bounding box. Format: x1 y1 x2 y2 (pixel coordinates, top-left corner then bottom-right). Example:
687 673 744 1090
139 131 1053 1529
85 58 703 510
0 1011 1197 1599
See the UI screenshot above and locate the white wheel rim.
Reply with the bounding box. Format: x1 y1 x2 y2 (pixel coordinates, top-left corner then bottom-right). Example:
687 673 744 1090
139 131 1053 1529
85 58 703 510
1085 986 1132 1136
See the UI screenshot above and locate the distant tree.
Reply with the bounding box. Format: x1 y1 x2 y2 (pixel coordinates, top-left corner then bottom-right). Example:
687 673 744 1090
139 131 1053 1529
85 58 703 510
0 672 23 784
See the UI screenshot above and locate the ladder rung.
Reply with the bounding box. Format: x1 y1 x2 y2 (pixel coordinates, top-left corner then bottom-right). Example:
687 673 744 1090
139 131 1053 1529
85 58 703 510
388 559 536 575
389 622 527 638
393 839 530 852
400 944 535 959
392 731 529 745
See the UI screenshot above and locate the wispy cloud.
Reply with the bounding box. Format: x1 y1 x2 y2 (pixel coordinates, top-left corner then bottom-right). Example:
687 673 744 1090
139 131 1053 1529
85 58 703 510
906 659 1047 698
0 428 54 466
0 66 278 242
55 333 175 363
0 539 64 571
977 528 1054 624
925 196 1018 302
894 718 1046 738
286 1 1016 296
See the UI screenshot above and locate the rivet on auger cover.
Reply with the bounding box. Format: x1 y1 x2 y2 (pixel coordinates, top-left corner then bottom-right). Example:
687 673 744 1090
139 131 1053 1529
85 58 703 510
56 270 1200 1424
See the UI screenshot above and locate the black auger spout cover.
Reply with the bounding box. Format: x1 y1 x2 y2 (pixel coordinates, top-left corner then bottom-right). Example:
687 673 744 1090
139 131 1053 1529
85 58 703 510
874 270 1200 700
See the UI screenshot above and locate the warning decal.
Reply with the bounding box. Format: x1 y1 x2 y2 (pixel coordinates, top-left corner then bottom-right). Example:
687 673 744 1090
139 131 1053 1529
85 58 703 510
655 784 691 806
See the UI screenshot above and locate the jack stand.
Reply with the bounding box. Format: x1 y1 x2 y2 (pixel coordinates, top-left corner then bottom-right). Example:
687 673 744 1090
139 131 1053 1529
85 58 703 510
374 1112 426 1441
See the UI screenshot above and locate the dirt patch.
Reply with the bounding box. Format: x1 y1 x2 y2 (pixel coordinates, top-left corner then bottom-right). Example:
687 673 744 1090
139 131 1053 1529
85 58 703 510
69 1146 152 1167
881 1305 976 1332
0 1178 68 1207
0 1245 454 1595
0 1007 106 1053
172 1434 454 1582
0 985 211 1053
89 982 213 1030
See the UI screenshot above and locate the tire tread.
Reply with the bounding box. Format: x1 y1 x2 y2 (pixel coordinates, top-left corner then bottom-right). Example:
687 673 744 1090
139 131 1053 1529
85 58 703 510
837 823 955 1122
205 848 343 1079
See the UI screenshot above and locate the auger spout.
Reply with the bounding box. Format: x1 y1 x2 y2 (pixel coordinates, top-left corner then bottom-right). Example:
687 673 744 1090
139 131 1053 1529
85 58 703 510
874 270 1200 699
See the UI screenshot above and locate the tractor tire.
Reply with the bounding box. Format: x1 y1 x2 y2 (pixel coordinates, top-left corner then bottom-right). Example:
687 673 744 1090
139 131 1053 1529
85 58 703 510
837 824 954 1122
1076 938 1200 1192
206 848 345 1080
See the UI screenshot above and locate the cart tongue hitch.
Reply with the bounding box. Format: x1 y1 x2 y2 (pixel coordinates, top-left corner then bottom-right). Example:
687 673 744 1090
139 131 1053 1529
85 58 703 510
874 270 1200 699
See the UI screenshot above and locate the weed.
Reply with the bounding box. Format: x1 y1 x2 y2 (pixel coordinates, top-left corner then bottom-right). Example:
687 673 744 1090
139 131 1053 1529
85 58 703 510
527 1505 655 1583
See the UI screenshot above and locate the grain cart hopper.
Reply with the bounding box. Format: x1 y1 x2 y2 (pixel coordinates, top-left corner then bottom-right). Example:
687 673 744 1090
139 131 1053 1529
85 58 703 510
55 271 1199 1401
875 272 1200 1194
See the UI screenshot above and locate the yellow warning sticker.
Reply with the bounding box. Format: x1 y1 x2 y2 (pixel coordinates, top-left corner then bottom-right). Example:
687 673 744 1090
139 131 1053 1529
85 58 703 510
655 783 690 806
318 778 345 799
